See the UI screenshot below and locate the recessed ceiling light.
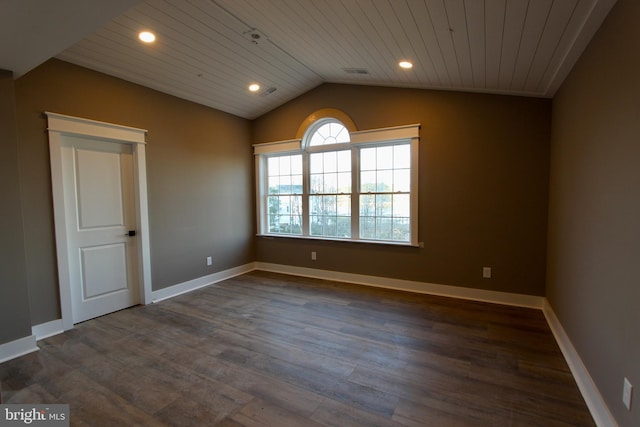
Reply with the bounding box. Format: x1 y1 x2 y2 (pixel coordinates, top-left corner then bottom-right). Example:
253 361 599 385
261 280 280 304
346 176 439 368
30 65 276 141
399 61 413 69
249 83 260 92
138 31 156 43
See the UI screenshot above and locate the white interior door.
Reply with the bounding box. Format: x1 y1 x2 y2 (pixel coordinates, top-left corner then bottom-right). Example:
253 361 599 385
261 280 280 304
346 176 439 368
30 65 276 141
61 135 140 323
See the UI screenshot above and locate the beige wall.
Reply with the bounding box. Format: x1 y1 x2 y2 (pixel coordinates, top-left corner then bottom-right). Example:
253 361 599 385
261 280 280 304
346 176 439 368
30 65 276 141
14 59 255 326
253 84 551 296
0 70 32 344
547 0 640 425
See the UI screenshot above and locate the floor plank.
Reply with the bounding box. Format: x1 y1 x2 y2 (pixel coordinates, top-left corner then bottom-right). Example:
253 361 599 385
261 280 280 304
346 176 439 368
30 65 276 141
0 271 595 426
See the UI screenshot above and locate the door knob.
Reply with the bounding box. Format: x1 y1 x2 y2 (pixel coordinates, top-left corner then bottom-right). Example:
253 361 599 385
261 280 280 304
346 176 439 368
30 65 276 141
124 230 136 237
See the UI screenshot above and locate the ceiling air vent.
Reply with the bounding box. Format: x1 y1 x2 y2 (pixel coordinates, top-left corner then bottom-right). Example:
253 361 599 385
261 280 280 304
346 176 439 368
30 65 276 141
342 67 369 75
260 87 277 97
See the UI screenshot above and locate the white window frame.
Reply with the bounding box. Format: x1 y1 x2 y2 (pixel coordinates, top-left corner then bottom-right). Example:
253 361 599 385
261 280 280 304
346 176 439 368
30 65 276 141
254 123 420 246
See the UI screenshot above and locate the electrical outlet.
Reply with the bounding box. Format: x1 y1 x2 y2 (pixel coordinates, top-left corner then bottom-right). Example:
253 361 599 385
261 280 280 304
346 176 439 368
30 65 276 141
311 251 317 261
482 267 492 279
623 377 633 410
206 256 213 266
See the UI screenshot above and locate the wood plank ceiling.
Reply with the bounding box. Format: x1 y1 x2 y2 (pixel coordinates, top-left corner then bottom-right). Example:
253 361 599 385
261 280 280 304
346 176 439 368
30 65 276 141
57 0 617 119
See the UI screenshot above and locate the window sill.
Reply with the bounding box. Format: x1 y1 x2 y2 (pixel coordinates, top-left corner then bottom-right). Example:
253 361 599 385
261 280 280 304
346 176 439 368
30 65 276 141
256 233 419 248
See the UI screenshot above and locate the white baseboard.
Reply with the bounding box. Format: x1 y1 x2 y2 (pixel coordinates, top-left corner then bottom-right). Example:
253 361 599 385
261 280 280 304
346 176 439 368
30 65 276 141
543 299 617 427
0 335 38 364
32 319 65 341
151 263 256 303
255 262 544 309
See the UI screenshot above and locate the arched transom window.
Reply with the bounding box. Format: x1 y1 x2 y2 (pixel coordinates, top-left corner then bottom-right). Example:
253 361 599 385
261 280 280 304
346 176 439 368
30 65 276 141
306 119 350 147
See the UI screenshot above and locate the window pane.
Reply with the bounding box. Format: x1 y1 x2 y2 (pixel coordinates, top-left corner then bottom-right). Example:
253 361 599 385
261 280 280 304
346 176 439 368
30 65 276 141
310 174 323 194
267 196 279 232
323 152 337 173
309 195 322 215
337 172 351 193
291 155 303 174
317 123 331 139
329 123 341 139
393 169 410 192
324 173 337 193
280 175 291 190
280 195 291 214
268 157 279 175
392 218 410 242
394 145 410 168
376 146 393 170
292 174 303 192
361 147 376 170
292 195 302 214
324 219 337 236
310 133 324 147
360 195 375 217
268 176 279 194
376 194 392 217
323 195 337 215
310 215 320 234
393 194 410 217
290 217 302 234
361 171 376 192
310 216 322 235
376 217 393 240
360 217 375 239
337 150 351 171
279 156 291 174
337 216 351 237
310 153 323 173
310 195 336 215
377 170 393 192
311 215 337 236
335 126 350 143
337 195 351 215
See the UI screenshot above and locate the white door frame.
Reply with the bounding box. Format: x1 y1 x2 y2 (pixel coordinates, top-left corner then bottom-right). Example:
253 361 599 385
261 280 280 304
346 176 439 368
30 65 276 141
47 112 152 331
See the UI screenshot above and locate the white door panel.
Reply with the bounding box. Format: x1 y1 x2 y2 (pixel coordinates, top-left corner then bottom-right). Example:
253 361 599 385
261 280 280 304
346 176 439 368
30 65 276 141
80 243 128 298
61 135 139 323
76 148 125 229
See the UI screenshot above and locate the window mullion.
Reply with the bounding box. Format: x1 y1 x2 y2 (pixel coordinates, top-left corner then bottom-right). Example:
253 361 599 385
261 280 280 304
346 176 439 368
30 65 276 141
351 146 359 240
256 155 266 234
302 151 310 236
410 138 419 246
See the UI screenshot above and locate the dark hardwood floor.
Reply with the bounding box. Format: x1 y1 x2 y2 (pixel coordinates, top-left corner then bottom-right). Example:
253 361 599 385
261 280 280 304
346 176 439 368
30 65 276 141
0 271 595 426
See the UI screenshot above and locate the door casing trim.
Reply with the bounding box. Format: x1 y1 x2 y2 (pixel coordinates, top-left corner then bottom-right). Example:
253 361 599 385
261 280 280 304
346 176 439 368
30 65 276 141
46 112 152 330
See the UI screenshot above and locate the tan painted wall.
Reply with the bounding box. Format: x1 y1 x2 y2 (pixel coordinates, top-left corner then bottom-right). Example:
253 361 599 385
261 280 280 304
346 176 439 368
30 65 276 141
547 0 640 425
253 84 551 296
0 70 32 344
14 59 255 325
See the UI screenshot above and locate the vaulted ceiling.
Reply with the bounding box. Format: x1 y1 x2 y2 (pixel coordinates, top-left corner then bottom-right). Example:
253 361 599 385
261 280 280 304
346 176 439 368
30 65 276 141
3 0 618 119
